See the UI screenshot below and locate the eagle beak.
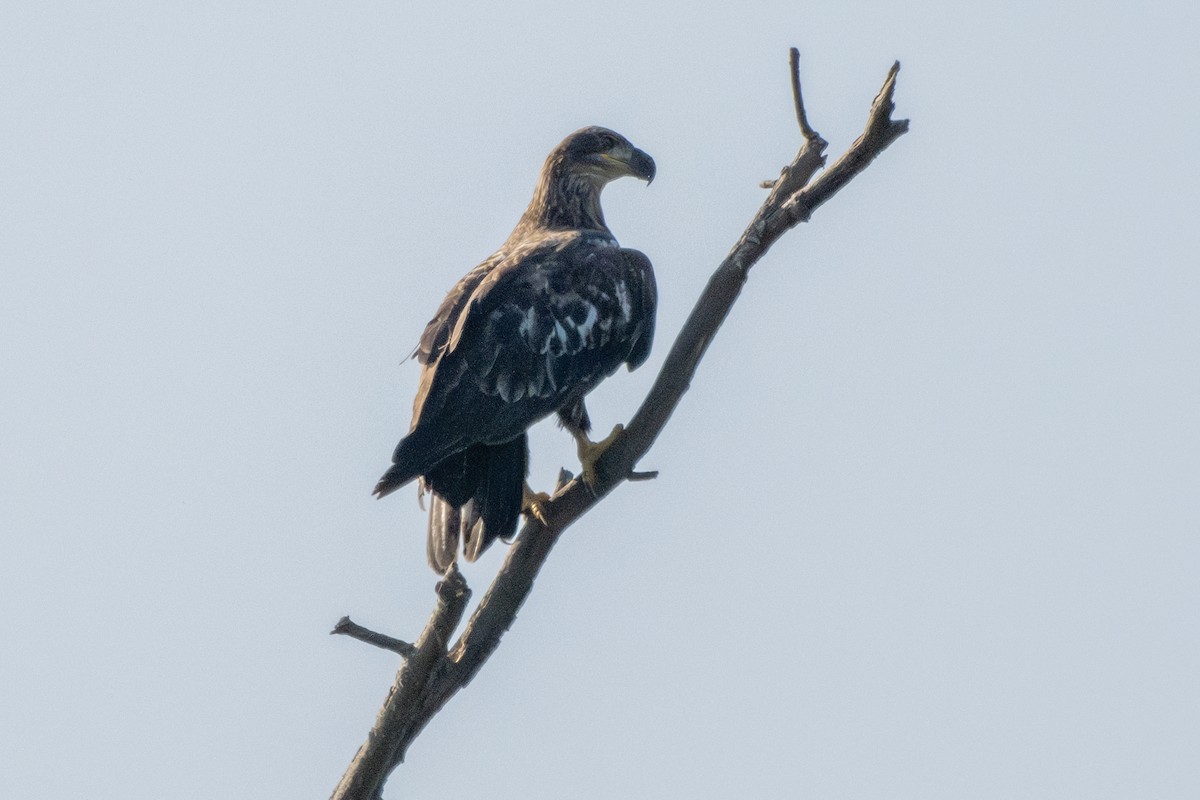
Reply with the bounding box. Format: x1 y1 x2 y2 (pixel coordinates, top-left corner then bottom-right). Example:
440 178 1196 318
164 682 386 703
627 147 656 185
599 146 656 185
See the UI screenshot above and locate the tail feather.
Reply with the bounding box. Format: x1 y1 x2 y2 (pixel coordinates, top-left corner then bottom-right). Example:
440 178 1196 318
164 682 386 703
422 435 528 571
426 495 460 574
462 437 525 562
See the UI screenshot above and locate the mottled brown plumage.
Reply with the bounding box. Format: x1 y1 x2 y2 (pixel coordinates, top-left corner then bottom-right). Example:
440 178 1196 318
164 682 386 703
375 127 657 573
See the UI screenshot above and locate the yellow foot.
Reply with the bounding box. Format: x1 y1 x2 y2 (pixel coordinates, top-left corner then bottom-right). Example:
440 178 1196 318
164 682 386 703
521 482 551 526
577 423 624 487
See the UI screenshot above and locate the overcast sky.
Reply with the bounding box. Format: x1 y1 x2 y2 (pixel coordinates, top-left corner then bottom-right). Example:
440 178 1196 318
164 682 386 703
3 2 1198 798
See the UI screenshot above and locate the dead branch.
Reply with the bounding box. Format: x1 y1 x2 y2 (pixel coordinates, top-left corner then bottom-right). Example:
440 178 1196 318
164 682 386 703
330 617 417 658
330 568 468 800
332 48 909 799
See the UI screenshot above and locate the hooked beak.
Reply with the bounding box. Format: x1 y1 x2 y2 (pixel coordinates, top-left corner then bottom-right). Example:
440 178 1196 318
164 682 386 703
624 146 656 184
598 145 656 185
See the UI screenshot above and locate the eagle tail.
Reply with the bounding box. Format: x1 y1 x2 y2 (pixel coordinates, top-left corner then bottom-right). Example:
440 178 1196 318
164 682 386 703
424 436 527 572
461 435 527 562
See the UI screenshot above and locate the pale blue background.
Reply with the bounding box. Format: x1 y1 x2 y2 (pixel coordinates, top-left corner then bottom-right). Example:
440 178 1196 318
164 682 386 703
3 2 1197 797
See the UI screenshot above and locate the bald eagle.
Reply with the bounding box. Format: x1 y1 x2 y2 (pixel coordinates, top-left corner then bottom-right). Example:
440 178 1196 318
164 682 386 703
374 127 657 573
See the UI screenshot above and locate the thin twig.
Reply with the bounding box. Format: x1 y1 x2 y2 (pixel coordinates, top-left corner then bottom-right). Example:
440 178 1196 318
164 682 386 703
330 617 417 658
789 47 816 139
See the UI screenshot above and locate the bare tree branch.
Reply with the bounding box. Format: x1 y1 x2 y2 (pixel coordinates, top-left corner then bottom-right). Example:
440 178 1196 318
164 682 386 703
330 617 417 659
332 50 909 799
789 47 817 140
330 568 469 800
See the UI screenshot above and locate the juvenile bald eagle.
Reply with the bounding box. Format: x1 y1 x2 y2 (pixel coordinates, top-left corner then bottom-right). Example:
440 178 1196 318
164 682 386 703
374 126 657 573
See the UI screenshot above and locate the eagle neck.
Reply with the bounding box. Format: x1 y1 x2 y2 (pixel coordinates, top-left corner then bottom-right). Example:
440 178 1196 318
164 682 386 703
515 158 610 238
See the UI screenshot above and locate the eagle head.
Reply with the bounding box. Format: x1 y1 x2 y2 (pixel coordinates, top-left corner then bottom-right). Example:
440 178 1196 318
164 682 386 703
559 126 656 185
522 126 654 234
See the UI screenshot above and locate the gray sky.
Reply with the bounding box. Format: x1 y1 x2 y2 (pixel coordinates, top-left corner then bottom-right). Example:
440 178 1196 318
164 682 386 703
3 2 1198 798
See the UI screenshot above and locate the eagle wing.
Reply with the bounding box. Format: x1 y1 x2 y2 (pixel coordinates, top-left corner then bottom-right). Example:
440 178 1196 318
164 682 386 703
415 235 653 443
378 234 654 495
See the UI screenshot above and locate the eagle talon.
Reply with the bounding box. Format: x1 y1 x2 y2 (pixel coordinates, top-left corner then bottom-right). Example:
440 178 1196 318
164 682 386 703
577 423 625 487
521 483 552 526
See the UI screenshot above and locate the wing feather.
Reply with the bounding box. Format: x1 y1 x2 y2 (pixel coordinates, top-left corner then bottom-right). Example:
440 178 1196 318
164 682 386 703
405 233 656 451
620 248 657 370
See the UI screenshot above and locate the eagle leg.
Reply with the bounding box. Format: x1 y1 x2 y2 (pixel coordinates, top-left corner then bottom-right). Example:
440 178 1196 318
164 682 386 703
573 423 624 488
521 481 551 527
